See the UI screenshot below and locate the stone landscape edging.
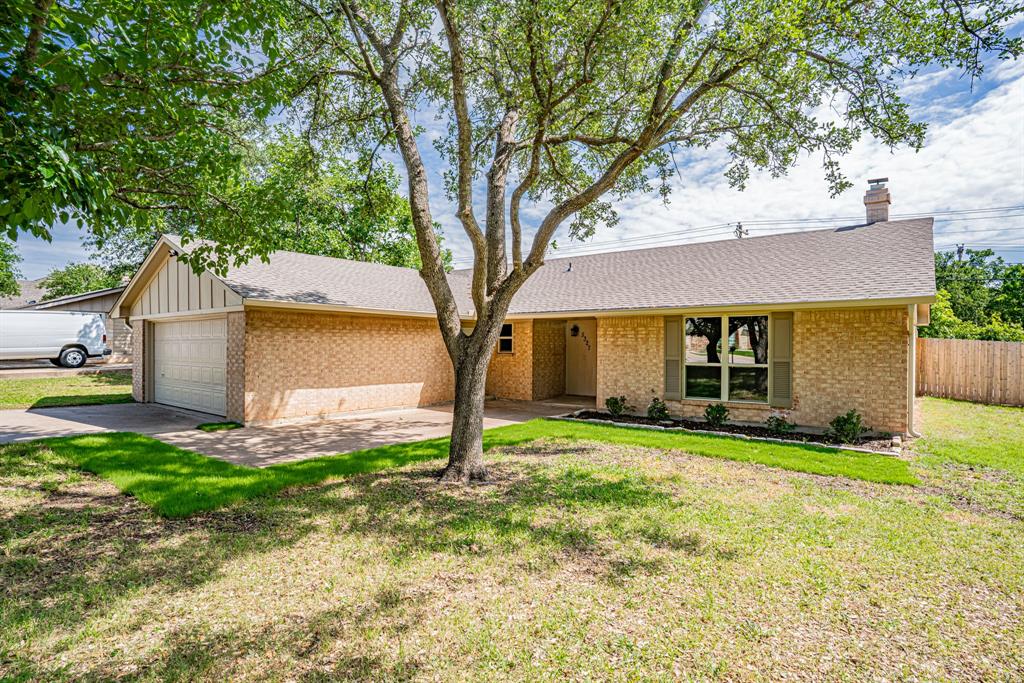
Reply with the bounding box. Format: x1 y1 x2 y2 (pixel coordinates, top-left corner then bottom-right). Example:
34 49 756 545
551 411 902 456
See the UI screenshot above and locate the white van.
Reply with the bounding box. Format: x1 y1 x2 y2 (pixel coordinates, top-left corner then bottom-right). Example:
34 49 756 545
0 310 112 368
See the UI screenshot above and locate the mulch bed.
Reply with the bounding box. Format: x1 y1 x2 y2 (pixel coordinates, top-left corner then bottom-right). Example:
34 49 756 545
571 410 897 452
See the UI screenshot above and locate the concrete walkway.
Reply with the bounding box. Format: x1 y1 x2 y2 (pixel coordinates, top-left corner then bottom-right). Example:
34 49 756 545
158 399 579 467
0 397 590 466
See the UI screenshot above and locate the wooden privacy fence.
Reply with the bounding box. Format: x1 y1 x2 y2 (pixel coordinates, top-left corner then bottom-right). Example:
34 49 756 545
916 337 1024 406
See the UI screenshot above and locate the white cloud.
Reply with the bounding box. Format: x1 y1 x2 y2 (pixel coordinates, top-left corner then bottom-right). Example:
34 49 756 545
446 55 1024 267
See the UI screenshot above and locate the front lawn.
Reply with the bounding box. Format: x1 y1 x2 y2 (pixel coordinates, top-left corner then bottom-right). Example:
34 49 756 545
18 419 915 517
0 371 133 409
1 406 1020 680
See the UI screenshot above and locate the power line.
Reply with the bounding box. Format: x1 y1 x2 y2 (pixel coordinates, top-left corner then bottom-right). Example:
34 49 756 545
448 205 1024 266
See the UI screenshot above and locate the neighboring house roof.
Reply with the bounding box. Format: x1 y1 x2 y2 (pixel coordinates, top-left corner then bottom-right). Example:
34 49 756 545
26 285 126 310
123 219 935 318
0 278 46 310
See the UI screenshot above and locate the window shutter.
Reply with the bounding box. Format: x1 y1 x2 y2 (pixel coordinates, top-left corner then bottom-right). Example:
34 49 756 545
664 317 681 399
769 312 793 408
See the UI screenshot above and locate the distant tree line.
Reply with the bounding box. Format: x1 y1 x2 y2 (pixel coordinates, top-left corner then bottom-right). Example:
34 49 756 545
920 249 1024 342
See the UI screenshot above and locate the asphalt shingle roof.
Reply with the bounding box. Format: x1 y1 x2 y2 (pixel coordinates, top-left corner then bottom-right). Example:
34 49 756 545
170 217 936 316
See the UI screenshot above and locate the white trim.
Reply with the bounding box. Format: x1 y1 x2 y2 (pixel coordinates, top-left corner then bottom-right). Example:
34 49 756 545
509 296 936 320
907 304 921 438
111 235 244 318
129 306 242 323
242 295 934 322
243 298 456 320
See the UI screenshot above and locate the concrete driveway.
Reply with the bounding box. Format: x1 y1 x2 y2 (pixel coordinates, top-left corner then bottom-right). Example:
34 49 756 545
0 398 586 466
0 403 220 443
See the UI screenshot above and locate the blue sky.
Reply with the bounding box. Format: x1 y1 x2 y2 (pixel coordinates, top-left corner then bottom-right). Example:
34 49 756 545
13 46 1024 279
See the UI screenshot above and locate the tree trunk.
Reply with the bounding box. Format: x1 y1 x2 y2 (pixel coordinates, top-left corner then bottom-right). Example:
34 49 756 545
439 345 491 483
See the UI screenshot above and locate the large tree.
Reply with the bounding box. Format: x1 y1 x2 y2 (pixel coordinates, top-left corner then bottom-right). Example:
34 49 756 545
39 262 125 300
1 0 293 268
0 238 22 297
5 0 1020 481
282 0 1020 481
83 134 449 271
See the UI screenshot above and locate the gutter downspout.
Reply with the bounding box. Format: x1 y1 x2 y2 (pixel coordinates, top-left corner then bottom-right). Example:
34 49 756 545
906 304 921 438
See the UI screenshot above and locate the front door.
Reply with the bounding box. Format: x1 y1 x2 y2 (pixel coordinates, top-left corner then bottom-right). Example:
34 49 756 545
565 319 597 396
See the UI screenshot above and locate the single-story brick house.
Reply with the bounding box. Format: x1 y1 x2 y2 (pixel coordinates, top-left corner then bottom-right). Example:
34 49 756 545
111 183 936 435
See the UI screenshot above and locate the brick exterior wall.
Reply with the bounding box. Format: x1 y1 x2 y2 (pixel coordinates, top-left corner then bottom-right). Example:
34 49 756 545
107 317 133 361
225 311 246 422
596 316 664 411
242 309 456 423
485 320 534 401
531 319 566 400
596 307 910 433
789 306 909 434
131 321 145 402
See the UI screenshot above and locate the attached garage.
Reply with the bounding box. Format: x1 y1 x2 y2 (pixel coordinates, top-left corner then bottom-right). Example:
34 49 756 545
152 317 227 416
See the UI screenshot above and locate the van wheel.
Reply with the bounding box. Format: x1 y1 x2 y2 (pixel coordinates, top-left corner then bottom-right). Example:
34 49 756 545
59 348 87 369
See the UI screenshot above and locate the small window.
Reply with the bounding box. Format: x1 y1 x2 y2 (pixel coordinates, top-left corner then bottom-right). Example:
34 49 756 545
727 316 768 402
498 323 513 353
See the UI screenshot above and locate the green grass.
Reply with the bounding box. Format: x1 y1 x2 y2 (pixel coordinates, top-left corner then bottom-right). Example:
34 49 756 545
30 419 915 518
1 403 1021 681
916 398 1024 475
0 371 132 409
912 397 1024 518
196 421 243 432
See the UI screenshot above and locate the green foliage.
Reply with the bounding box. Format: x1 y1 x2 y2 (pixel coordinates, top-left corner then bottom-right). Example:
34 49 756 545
604 395 634 417
39 263 124 300
234 134 448 269
0 237 21 296
920 290 1024 342
26 418 917 516
922 250 1024 341
991 264 1024 327
703 403 730 429
765 414 797 436
83 135 446 273
1 0 295 267
647 394 670 421
825 410 870 444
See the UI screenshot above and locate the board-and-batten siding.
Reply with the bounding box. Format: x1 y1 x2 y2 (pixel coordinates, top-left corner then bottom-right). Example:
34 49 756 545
131 256 242 317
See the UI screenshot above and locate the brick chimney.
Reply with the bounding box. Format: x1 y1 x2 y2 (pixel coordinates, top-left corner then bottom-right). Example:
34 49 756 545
864 177 890 223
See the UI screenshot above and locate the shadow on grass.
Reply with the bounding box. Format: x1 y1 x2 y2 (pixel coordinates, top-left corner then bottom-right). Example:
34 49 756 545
31 418 916 519
1 436 687 680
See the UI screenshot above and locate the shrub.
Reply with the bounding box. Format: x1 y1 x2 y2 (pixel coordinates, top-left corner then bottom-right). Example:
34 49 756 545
826 409 870 443
704 402 730 429
646 394 670 421
764 414 796 435
604 395 634 417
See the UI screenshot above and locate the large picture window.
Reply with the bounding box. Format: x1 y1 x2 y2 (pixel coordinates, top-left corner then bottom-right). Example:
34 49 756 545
683 315 769 402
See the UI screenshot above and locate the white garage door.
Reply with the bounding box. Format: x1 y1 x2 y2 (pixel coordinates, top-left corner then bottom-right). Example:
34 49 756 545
153 317 227 416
